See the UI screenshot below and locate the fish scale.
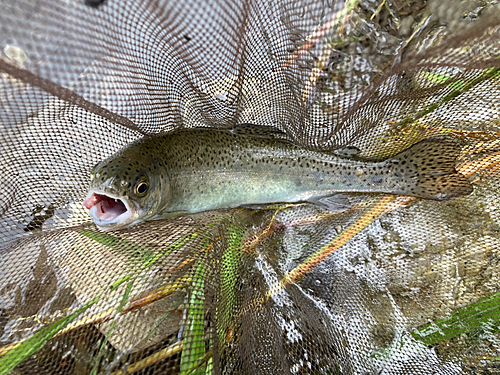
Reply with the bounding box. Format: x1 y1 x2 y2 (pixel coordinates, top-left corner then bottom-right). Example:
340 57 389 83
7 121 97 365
85 126 473 230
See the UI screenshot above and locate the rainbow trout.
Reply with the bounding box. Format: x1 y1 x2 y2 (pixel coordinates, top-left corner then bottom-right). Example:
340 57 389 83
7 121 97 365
84 125 472 231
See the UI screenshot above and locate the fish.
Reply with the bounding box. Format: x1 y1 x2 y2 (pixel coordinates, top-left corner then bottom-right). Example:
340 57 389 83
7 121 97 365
83 125 473 231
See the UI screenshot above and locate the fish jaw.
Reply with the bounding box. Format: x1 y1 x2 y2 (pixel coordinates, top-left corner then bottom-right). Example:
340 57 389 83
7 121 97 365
83 190 142 231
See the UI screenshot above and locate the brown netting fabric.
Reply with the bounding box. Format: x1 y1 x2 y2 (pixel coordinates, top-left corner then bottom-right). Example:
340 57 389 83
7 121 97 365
1 0 500 374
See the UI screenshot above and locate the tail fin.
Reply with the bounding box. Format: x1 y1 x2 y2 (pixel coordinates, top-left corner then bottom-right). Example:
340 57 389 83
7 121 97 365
392 137 473 200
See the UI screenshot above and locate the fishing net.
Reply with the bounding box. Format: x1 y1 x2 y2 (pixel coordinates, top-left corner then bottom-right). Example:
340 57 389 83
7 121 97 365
1 0 500 373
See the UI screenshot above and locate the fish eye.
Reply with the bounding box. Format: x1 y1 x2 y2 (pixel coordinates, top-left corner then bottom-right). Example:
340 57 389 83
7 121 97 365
135 180 149 196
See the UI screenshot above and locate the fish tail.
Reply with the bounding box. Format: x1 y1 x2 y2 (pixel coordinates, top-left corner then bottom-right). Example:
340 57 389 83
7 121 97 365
392 137 473 200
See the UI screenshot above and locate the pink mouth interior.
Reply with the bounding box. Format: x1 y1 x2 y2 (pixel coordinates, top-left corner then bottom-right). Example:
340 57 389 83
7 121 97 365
84 193 128 221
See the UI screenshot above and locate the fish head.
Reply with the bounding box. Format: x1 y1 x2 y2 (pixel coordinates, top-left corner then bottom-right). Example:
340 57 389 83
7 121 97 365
83 151 170 231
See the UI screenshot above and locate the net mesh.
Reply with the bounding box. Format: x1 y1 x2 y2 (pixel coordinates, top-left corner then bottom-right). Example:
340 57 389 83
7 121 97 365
1 0 500 373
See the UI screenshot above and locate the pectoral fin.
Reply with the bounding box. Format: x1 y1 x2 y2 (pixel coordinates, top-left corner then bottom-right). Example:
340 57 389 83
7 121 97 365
307 194 352 212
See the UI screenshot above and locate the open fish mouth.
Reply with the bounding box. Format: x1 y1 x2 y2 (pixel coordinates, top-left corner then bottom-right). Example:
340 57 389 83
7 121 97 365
83 191 138 230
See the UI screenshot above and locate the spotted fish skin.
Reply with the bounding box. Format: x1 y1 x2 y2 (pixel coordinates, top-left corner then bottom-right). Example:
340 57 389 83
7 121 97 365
86 127 472 230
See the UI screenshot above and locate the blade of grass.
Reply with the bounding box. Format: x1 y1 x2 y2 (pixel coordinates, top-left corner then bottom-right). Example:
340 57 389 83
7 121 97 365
266 195 410 299
0 296 99 375
371 0 393 20
180 259 207 374
78 228 154 262
301 0 358 102
110 341 184 375
459 149 500 182
282 0 358 67
412 292 500 345
180 351 213 375
393 67 500 130
77 229 199 272
217 222 245 345
124 275 192 313
140 232 199 270
90 281 134 375
0 232 199 363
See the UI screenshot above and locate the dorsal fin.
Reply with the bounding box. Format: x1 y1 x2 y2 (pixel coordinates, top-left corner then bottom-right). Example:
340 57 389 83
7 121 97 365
333 146 361 158
229 123 287 140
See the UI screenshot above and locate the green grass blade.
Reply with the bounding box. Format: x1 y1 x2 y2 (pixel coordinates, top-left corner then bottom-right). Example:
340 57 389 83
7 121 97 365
412 292 500 345
90 281 134 375
0 297 99 375
217 222 245 344
140 233 198 270
180 260 207 374
394 67 500 130
78 229 155 266
78 229 198 271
